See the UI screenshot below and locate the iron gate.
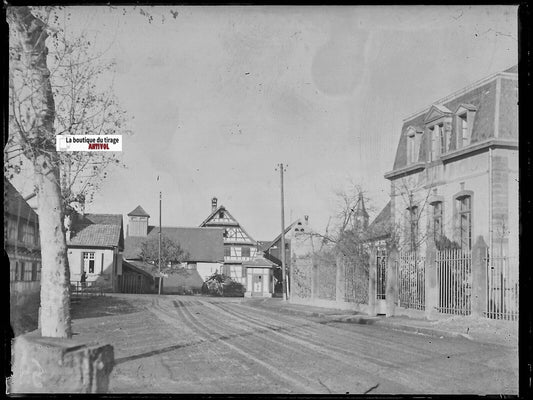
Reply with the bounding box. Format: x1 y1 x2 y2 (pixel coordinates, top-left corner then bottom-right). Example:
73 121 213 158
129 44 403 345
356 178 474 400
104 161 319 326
485 254 518 321
376 249 387 300
398 251 425 310
436 249 472 315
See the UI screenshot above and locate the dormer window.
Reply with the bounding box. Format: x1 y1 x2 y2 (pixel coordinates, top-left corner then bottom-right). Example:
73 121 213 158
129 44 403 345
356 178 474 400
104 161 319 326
405 126 421 164
455 104 476 149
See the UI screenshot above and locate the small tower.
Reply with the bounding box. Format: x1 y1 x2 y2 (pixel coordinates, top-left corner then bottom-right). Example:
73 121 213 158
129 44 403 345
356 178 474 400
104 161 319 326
354 192 369 231
127 205 150 237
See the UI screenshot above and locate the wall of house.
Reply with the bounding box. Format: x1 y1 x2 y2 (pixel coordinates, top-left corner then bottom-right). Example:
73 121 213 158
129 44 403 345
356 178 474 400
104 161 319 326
68 248 119 290
222 263 246 285
391 147 517 255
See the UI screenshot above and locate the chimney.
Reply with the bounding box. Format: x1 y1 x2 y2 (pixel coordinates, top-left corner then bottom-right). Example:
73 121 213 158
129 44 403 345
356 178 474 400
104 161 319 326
212 197 218 212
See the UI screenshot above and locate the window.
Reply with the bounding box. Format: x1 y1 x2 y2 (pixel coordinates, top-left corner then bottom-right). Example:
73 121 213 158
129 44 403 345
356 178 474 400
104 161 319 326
21 223 35 245
23 262 33 281
241 247 251 258
432 202 443 241
31 262 41 281
429 125 439 161
407 134 416 163
10 262 17 281
224 247 231 257
458 113 470 148
218 211 224 219
83 252 95 273
8 218 17 240
457 196 472 250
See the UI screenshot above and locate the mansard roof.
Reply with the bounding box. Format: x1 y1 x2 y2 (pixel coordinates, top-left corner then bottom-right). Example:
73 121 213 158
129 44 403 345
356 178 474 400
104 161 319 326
390 67 517 173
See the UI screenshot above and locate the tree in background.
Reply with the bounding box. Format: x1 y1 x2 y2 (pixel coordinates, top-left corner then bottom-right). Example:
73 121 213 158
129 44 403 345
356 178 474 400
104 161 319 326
139 234 189 275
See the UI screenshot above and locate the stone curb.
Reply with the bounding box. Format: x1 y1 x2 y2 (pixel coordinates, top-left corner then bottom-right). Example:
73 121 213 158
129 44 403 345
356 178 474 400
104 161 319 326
259 304 473 341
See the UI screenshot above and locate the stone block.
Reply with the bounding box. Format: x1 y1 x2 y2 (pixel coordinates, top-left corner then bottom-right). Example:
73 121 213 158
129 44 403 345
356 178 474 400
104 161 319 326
9 331 114 393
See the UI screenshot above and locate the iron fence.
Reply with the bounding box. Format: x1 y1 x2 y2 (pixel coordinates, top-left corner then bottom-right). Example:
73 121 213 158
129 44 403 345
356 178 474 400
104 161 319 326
70 280 104 296
436 249 471 315
398 251 425 310
485 254 518 321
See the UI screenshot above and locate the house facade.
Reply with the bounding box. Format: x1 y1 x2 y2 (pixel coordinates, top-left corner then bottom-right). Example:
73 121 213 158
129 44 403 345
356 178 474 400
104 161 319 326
124 205 224 293
5 179 41 334
66 213 124 292
384 65 518 259
199 197 258 286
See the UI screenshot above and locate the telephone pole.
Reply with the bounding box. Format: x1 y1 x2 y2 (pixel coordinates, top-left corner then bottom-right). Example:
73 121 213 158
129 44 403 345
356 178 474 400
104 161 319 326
158 191 162 295
277 163 288 301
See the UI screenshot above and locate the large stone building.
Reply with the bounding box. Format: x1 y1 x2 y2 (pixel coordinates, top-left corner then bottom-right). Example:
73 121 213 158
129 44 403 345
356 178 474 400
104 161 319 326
384 65 518 258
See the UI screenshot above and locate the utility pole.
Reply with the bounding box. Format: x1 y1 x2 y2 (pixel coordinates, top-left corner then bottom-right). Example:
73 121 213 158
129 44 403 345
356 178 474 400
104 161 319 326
158 191 162 295
277 163 288 301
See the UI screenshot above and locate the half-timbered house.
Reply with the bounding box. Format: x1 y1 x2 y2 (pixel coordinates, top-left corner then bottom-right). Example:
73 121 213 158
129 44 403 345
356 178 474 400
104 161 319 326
199 197 257 286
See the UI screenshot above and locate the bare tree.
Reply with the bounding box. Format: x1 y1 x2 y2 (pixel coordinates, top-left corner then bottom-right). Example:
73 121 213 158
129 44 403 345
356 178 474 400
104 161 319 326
6 6 131 337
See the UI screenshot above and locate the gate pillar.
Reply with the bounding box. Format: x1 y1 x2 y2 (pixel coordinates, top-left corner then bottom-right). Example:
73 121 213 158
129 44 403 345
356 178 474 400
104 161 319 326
385 246 399 317
368 246 377 316
424 241 438 319
471 236 488 318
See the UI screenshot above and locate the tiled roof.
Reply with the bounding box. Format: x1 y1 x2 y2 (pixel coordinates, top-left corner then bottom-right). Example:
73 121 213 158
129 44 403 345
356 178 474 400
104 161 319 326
4 179 38 225
68 213 123 249
243 256 276 268
124 226 224 263
127 205 150 217
366 202 391 241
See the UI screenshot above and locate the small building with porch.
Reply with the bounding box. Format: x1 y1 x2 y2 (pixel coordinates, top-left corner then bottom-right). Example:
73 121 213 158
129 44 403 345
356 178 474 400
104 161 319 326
66 213 124 292
243 257 276 297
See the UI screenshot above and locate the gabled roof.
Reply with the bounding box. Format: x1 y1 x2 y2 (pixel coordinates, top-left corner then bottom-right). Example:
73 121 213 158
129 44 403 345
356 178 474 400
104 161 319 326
365 201 392 241
262 220 301 253
128 205 150 217
4 179 38 225
243 256 276 268
124 226 224 263
199 204 256 244
68 213 124 249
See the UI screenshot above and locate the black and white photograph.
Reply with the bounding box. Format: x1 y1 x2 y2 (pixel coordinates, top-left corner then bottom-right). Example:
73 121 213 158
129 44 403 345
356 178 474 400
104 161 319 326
5 4 521 395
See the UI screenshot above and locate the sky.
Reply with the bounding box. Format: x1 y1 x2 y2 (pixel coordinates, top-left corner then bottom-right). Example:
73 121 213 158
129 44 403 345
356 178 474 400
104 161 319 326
12 5 518 241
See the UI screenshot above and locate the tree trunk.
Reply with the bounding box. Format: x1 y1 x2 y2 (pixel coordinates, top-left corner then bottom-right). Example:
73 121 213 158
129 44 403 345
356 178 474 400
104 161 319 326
10 6 72 338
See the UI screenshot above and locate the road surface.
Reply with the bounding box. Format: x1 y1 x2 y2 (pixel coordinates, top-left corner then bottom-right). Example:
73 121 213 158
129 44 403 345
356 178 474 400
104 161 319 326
72 295 517 394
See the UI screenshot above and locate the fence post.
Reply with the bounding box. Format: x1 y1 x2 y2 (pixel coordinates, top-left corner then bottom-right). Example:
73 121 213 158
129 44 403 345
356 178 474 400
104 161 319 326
386 245 399 317
424 241 438 319
335 253 346 305
471 235 488 318
368 246 377 316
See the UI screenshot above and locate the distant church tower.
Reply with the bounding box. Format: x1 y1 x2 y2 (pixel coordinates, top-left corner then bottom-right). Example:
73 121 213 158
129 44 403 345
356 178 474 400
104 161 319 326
127 205 150 237
354 192 369 231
